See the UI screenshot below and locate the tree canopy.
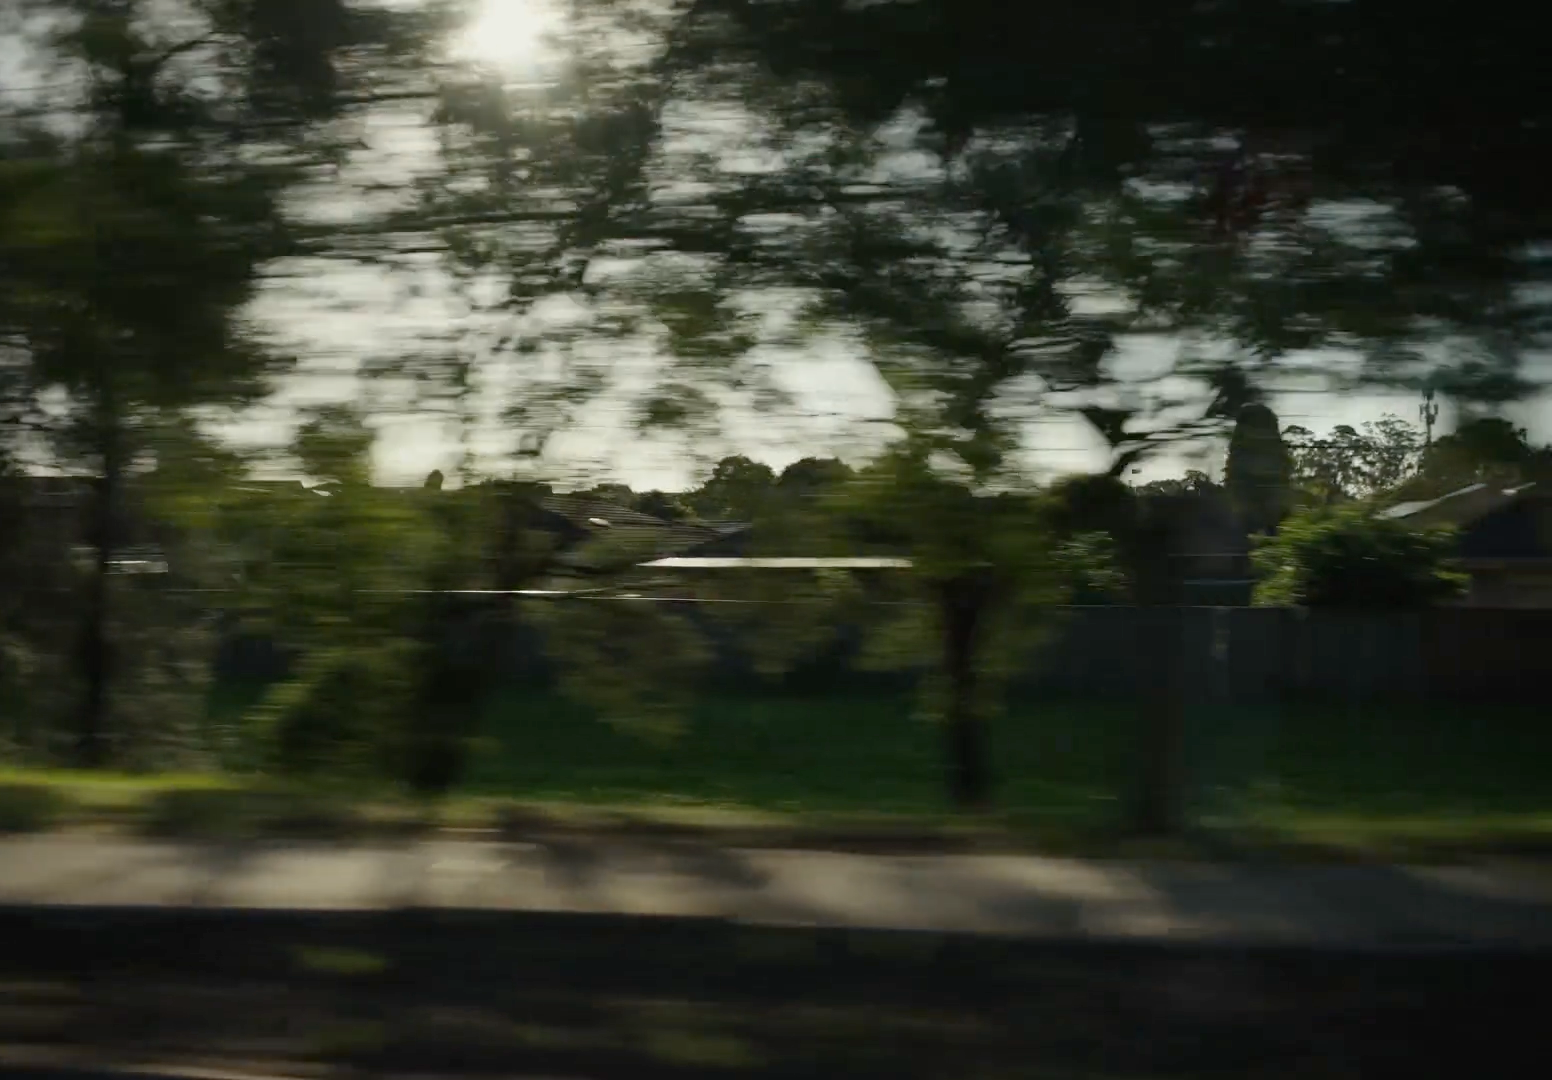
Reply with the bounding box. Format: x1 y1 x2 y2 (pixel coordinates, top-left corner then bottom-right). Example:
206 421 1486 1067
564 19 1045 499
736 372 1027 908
0 0 454 763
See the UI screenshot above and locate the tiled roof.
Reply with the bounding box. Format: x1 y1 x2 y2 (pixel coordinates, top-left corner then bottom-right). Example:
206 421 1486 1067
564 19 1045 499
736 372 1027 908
642 556 911 569
1381 482 1534 526
535 494 749 574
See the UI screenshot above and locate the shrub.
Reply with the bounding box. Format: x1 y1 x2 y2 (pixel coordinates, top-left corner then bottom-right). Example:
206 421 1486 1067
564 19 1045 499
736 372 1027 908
1253 505 1467 608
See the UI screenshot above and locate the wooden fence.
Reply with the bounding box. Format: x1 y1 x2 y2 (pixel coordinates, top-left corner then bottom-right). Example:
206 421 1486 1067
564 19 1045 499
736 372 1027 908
1021 606 1552 706
214 602 1552 708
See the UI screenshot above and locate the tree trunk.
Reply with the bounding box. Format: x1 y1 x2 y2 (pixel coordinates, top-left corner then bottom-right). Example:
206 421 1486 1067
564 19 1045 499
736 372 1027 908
1128 524 1188 836
74 424 119 768
1132 605 1188 836
939 574 993 810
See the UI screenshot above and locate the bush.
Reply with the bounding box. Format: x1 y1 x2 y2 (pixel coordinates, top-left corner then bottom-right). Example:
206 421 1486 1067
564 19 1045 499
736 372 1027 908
0 783 67 833
1253 505 1467 608
245 645 416 780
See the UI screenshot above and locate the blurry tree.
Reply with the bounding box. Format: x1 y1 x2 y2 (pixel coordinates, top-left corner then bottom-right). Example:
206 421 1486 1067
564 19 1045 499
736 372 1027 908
776 457 854 501
665 0 1549 411
825 444 1071 809
420 0 1549 825
1253 505 1466 609
1223 403 1292 536
364 0 1549 471
1400 418 1552 499
0 470 76 758
216 409 496 794
222 407 438 779
1137 470 1217 498
478 479 712 747
0 0 451 766
1362 417 1429 494
582 482 637 506
634 489 691 521
1284 415 1423 504
108 419 252 767
1042 468 1241 831
688 455 776 521
1050 529 1130 607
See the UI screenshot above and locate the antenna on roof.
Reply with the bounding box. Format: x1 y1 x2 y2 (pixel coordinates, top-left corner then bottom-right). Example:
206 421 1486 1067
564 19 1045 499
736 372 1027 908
1420 386 1440 451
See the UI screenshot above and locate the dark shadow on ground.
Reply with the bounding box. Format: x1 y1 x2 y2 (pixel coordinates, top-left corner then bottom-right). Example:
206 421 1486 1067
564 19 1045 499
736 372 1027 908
1 904 1549 1079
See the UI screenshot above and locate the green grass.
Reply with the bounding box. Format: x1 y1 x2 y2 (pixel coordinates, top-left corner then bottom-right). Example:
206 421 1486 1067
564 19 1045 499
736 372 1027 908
3 689 1550 857
466 689 1552 818
464 689 1130 819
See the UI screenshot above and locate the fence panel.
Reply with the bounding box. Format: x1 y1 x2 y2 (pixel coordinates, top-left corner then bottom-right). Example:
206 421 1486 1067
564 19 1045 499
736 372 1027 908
209 597 1552 708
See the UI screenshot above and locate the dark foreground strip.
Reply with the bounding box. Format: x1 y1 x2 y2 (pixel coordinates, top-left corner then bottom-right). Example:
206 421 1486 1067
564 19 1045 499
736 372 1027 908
1 905 1549 1078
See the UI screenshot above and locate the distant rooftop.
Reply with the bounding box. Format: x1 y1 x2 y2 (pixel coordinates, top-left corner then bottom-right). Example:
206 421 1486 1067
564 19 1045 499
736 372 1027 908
1381 482 1537 526
642 557 913 570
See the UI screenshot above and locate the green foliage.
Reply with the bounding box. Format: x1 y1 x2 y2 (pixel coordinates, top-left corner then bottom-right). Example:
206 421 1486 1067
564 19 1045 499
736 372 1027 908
414 0 1545 815
1285 416 1423 503
689 456 778 521
1252 506 1466 609
1043 473 1187 605
249 645 419 779
220 429 725 787
4 0 1545 806
635 490 692 521
1044 474 1138 540
712 0 1545 399
529 595 712 745
1399 417 1552 499
1 0 449 765
777 458 855 500
1054 532 1130 606
219 411 445 780
832 446 1071 735
96 570 219 770
1137 470 1217 498
423 0 1547 484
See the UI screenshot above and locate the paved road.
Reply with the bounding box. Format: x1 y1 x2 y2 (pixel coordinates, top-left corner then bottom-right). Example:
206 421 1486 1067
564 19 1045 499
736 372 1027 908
1 834 1550 946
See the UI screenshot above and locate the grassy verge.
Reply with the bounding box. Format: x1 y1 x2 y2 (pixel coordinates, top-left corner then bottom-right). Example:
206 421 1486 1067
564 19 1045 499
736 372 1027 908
0 772 1054 851
2 693 1549 859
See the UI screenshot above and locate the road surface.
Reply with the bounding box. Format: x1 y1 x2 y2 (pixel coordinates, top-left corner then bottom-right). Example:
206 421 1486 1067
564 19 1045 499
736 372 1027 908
2 833 1550 945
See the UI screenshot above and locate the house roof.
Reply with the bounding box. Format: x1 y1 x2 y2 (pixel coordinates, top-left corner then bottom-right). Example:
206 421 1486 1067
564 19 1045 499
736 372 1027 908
642 556 912 570
1380 482 1537 528
535 494 751 574
1457 490 1552 561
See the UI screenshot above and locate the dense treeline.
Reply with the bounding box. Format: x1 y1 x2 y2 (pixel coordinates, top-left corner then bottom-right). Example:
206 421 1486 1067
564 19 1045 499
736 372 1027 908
3 0 1547 825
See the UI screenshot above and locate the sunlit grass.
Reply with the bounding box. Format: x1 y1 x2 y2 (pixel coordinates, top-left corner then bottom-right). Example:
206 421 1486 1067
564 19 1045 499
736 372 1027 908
0 767 235 795
1241 809 1552 862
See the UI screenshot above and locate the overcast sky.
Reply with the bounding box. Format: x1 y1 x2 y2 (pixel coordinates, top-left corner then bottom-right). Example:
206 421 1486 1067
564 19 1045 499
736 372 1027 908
6 0 1549 489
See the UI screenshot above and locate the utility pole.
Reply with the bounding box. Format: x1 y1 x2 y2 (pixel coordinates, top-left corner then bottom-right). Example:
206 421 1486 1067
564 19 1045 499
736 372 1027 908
1419 388 1439 451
